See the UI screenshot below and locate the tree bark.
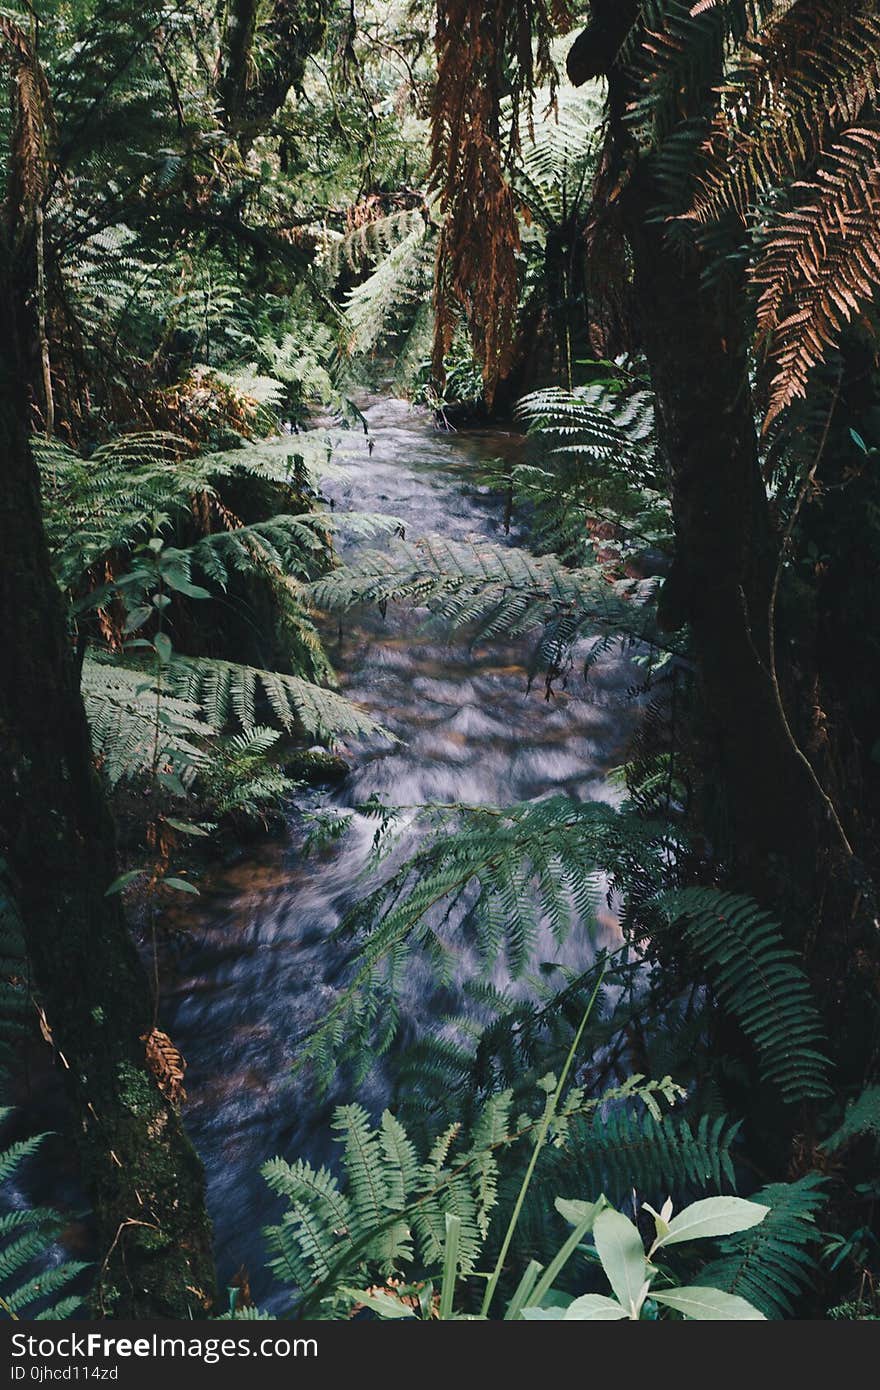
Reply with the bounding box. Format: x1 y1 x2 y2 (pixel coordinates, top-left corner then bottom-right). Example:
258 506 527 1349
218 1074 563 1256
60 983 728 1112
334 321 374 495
218 0 329 151
627 194 821 884
0 229 217 1317
567 3 879 1116
569 4 837 901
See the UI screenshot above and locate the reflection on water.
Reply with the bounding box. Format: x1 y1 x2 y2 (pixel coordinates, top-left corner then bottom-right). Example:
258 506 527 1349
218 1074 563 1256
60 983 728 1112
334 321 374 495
159 398 640 1306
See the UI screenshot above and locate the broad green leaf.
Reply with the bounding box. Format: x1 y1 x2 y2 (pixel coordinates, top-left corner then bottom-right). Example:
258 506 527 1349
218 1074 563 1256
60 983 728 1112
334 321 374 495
520 1308 566 1321
157 771 187 798
653 1197 769 1250
123 606 153 634
555 1197 602 1229
563 1294 630 1321
153 632 172 665
162 570 212 601
653 1287 765 1320
164 819 212 837
339 1289 416 1319
592 1208 649 1314
163 876 200 895
104 869 144 897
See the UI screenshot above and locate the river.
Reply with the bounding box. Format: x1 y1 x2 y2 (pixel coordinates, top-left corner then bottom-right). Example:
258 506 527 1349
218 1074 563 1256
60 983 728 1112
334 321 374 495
157 396 640 1309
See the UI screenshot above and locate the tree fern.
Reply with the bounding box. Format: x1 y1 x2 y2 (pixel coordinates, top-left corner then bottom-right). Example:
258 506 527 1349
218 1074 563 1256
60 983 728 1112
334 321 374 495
658 888 832 1103
341 220 434 359
512 86 604 233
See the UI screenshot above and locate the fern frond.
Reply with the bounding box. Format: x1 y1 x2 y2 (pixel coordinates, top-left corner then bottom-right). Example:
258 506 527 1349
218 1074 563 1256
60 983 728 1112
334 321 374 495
0 1130 86 1318
342 221 434 358
659 888 833 1102
263 1076 733 1316
295 799 669 1086
822 1085 880 1154
685 1 880 225
548 1106 741 1202
309 533 664 680
697 1173 827 1316
167 656 389 745
753 123 880 424
81 657 210 787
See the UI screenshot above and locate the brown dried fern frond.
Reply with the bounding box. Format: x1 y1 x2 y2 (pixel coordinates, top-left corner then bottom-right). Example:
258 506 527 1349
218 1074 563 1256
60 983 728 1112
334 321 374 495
754 122 880 424
141 1027 187 1104
1 14 55 222
430 1 572 406
670 2 880 421
686 0 880 225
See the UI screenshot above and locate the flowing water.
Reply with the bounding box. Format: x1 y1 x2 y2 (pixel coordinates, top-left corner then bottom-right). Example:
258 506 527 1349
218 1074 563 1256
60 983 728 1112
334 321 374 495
155 397 641 1307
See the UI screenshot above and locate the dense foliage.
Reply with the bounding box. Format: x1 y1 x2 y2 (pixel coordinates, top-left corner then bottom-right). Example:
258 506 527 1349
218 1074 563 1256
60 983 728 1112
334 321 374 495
0 0 878 1324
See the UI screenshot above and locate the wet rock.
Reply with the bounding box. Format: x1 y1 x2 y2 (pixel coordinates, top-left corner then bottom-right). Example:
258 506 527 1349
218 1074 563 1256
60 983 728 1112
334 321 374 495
283 748 351 784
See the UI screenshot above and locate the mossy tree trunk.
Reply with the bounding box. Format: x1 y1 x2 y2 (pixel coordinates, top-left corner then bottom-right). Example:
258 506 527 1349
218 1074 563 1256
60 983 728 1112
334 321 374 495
0 227 217 1317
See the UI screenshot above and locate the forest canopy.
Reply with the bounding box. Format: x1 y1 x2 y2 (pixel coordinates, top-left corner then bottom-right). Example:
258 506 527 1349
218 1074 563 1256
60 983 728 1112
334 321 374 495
0 0 878 1327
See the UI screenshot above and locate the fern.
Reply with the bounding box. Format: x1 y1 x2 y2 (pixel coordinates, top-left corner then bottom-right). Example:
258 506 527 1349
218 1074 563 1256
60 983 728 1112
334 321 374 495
622 1 787 147
671 0 880 421
262 1094 512 1314
658 888 833 1103
262 1075 704 1317
0 875 86 1320
81 657 211 788
515 379 671 563
294 798 671 1087
167 656 389 746
309 533 667 689
822 1086 880 1155
342 219 434 359
697 1173 827 1317
0 1133 87 1319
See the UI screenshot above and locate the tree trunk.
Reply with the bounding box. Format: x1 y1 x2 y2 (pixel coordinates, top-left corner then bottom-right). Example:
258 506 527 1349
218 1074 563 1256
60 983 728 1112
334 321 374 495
0 233 217 1318
569 5 844 904
627 193 821 888
218 0 329 151
567 5 879 1117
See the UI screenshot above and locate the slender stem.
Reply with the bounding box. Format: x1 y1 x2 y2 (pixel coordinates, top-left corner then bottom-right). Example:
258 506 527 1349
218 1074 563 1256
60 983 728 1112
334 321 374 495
36 205 54 437
480 959 607 1318
766 378 853 859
